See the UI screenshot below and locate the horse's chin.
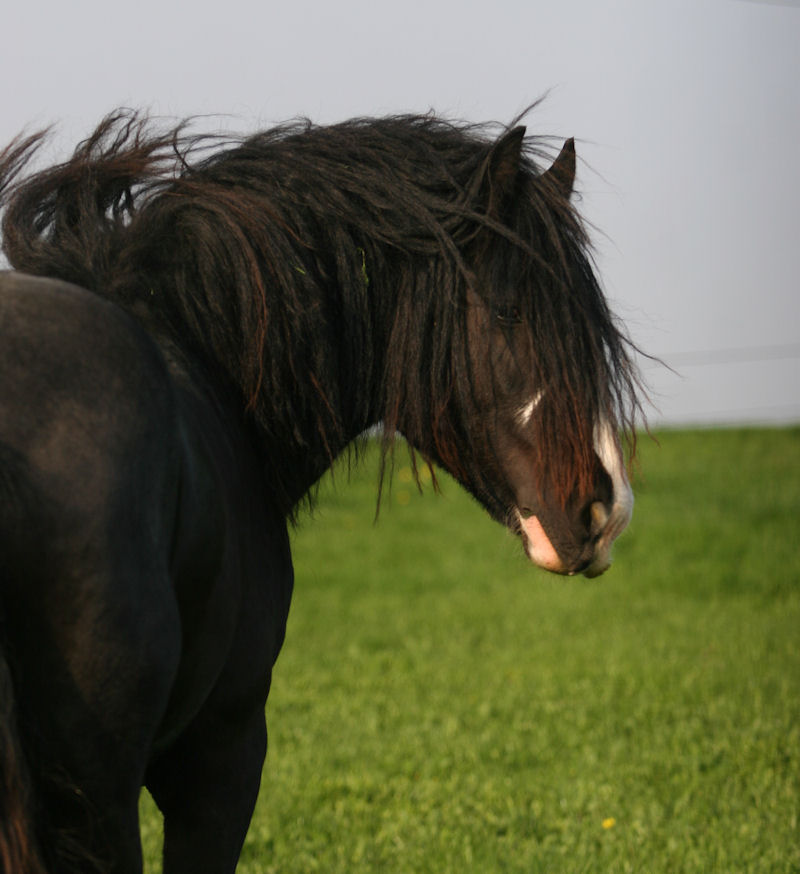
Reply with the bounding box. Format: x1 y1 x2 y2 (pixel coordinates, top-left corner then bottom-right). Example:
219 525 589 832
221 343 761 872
580 555 612 579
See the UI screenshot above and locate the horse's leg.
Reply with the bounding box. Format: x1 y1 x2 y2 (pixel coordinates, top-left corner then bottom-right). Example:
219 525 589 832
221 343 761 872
145 562 289 874
9 568 181 874
145 687 269 874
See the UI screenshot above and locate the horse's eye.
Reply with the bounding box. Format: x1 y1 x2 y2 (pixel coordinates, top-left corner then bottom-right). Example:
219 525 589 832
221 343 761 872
495 305 522 325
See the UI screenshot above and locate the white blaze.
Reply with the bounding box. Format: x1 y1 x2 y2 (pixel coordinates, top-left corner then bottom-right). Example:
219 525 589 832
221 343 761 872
516 390 544 427
583 418 633 577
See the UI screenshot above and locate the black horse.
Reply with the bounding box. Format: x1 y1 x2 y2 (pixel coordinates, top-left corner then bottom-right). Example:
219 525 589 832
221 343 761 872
0 111 641 872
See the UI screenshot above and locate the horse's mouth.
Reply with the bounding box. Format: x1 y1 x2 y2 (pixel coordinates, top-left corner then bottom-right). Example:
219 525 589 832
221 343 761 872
514 509 615 578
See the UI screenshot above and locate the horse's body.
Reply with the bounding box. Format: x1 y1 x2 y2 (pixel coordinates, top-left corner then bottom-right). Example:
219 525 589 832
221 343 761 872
0 271 291 872
0 111 641 872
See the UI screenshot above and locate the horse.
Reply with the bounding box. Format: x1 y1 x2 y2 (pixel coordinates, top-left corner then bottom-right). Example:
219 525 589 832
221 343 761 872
0 109 641 872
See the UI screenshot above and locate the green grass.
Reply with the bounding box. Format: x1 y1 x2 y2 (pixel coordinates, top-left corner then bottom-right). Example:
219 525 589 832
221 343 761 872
141 428 800 872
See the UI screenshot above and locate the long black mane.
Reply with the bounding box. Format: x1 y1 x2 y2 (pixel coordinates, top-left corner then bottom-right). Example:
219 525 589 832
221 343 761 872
0 110 642 517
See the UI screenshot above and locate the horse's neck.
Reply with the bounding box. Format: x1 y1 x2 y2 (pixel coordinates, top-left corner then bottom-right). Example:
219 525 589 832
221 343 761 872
275 278 393 508
136 249 394 515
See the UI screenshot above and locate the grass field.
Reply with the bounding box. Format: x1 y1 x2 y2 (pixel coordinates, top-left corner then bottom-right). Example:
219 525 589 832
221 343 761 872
141 428 800 872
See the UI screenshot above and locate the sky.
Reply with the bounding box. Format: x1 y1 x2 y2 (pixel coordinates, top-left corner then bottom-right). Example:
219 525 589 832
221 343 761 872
2 0 798 426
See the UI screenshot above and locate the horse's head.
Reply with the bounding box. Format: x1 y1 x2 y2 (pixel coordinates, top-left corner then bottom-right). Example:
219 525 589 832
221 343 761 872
463 130 638 577
405 128 639 577
460 294 634 577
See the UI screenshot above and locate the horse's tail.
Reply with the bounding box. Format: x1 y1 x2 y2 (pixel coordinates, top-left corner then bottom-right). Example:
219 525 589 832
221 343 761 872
0 110 183 294
0 643 47 874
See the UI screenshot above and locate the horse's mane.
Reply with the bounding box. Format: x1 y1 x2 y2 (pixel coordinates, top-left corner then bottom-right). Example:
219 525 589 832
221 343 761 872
0 110 643 517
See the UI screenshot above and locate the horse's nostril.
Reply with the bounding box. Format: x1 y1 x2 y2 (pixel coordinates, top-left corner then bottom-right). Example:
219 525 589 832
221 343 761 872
589 501 609 536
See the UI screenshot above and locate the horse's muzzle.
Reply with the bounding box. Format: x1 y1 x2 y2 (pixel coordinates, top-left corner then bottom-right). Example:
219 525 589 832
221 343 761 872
517 492 632 578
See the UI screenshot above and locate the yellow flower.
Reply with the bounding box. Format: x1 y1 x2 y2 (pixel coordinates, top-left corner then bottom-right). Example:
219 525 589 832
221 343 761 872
602 818 616 830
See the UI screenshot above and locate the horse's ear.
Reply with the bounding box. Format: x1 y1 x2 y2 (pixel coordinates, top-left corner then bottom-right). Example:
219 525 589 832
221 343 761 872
542 137 576 200
480 125 526 216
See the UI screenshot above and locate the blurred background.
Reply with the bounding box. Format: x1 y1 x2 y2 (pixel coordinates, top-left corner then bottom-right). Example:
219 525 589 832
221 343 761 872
2 0 798 427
